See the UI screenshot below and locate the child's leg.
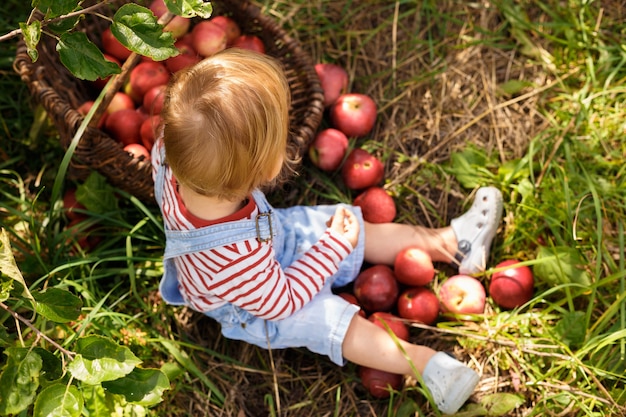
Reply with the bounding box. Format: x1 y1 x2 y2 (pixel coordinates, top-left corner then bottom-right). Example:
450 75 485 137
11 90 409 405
363 186 503 274
342 314 479 414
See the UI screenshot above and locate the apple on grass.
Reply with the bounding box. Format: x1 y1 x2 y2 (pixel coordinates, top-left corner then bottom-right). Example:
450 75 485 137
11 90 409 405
315 63 349 108
308 128 349 171
149 0 191 39
394 246 435 286
368 311 409 341
359 366 403 399
353 264 399 313
353 186 396 224
330 93 377 138
489 259 534 309
341 148 384 190
124 61 171 104
438 275 486 317
63 188 87 221
105 109 148 147
231 35 266 54
191 20 228 57
397 286 440 325
210 15 242 45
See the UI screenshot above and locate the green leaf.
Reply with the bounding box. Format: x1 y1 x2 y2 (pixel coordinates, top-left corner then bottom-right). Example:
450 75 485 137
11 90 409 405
82 384 118 416
111 3 178 61
0 347 42 415
0 228 34 302
496 79 533 97
48 14 83 35
19 20 41 62
534 245 592 286
446 147 490 189
0 325 12 347
33 287 82 323
554 311 587 349
76 171 120 215
37 0 81 18
33 383 83 417
164 0 213 19
57 32 122 81
102 367 170 406
480 393 525 416
33 347 64 382
68 335 141 384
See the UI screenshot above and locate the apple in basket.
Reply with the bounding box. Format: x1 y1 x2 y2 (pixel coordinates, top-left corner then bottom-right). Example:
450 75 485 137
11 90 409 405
191 20 228 57
211 15 242 45
105 109 148 147
140 114 163 152
101 27 132 61
314 63 349 108
394 246 435 286
308 128 349 171
166 38 202 74
124 61 171 103
149 0 191 39
105 92 135 116
142 84 167 116
330 93 377 138
124 143 151 160
231 35 266 54
77 101 107 129
353 186 396 224
341 148 384 190
353 264 399 313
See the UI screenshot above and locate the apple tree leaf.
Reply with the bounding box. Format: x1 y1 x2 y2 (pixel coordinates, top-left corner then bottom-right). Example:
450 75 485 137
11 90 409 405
33 383 83 417
111 3 178 61
102 367 170 406
68 335 141 384
57 31 122 81
32 287 82 323
164 0 214 19
36 0 81 18
19 20 41 62
0 347 42 415
480 393 525 416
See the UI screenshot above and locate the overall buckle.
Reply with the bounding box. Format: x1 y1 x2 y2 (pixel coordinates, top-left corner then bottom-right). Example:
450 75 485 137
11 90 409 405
255 212 273 242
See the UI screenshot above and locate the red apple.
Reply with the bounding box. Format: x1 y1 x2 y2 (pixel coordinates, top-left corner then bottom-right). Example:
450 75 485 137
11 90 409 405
308 128 349 171
315 63 349 108
231 35 266 54
124 143 151 160
489 259 534 309
77 101 107 129
149 0 191 39
368 311 409 341
353 264 399 313
341 148 384 190
438 275 486 316
101 27 132 61
330 93 377 138
66 218 101 252
142 84 167 116
397 287 440 325
105 92 135 116
191 20 228 57
166 39 201 73
105 109 148 146
124 61 171 103
393 246 435 286
63 187 87 221
359 366 403 399
353 186 396 224
211 15 241 45
337 292 366 318
140 114 163 152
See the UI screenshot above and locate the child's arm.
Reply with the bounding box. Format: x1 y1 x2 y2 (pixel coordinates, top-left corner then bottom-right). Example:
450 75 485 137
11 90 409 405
201 207 360 320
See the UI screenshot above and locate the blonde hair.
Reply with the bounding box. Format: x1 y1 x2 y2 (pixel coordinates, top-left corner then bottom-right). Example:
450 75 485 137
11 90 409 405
161 48 291 201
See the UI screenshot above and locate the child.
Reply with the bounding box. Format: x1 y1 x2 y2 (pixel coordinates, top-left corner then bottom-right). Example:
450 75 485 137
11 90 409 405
152 48 503 414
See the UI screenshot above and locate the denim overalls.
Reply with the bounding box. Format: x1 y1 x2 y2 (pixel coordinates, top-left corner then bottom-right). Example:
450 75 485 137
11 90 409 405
153 144 365 365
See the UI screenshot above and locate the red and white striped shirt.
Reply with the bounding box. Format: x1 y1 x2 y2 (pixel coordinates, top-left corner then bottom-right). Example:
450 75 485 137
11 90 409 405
153 141 353 321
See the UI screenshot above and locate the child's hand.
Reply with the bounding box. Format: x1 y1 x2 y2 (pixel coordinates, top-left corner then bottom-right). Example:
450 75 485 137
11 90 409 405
327 207 360 248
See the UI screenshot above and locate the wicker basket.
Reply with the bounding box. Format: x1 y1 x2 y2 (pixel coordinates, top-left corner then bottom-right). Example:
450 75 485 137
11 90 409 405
13 0 324 203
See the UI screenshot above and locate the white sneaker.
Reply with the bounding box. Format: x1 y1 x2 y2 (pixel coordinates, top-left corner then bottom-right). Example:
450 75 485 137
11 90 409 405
422 352 480 414
451 187 503 275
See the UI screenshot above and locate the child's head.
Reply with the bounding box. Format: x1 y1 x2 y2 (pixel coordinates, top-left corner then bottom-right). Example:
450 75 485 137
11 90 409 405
161 48 291 201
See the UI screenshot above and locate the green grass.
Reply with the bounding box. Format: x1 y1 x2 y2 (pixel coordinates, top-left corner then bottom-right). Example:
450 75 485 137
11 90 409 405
1 0 626 416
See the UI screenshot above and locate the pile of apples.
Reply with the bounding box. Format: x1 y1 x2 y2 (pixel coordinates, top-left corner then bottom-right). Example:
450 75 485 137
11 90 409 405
78 0 264 162
311 62 535 399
